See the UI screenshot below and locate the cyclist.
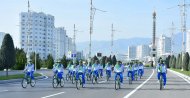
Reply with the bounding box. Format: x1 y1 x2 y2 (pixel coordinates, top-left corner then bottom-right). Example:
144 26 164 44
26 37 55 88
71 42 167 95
138 62 144 77
24 59 35 80
76 60 86 86
127 62 134 80
156 59 167 88
52 60 64 79
92 60 99 79
133 62 139 80
114 61 124 83
66 61 73 76
105 62 112 79
87 62 92 77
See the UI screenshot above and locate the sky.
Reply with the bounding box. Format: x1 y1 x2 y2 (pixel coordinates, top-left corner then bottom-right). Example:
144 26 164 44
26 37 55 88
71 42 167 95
0 0 190 48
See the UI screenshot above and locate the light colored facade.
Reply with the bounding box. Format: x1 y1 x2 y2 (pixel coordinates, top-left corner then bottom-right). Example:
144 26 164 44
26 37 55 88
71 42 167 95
127 46 137 60
0 32 5 47
136 45 150 60
157 34 171 57
54 27 66 60
20 12 54 59
187 30 190 54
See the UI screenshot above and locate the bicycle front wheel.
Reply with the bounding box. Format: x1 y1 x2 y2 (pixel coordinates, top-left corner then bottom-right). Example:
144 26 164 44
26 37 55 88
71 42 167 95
52 78 58 88
21 78 28 88
60 78 65 87
30 79 36 87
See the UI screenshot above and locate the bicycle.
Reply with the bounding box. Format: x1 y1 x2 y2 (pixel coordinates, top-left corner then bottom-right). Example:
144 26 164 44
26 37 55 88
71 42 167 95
66 71 72 81
52 72 65 88
159 74 164 90
21 71 36 88
92 71 98 84
138 69 143 79
106 70 111 81
115 73 121 90
134 70 138 81
76 74 84 90
128 72 132 84
86 70 92 81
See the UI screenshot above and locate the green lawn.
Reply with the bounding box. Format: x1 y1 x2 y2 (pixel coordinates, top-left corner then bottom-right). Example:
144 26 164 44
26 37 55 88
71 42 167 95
170 68 190 76
0 73 41 80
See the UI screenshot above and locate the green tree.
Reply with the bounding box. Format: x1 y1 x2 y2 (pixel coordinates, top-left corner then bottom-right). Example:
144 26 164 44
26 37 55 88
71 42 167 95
46 54 54 69
179 53 182 69
61 55 67 68
14 48 27 70
109 55 112 65
182 52 189 71
112 55 117 66
100 56 106 67
169 55 174 68
176 54 180 69
30 52 41 69
91 55 98 64
0 34 16 76
172 56 176 68
165 55 170 68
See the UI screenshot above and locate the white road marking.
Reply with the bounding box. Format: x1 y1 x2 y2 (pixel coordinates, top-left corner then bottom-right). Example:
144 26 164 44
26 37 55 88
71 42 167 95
0 90 8 93
169 70 190 84
41 92 65 98
98 80 107 83
123 69 154 98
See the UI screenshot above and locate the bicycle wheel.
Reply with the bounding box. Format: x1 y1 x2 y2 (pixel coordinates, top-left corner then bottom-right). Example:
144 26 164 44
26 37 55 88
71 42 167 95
115 76 119 90
52 77 58 88
160 76 163 90
60 78 65 87
21 78 28 88
92 75 95 84
66 74 69 81
30 78 36 87
76 79 80 90
129 73 132 84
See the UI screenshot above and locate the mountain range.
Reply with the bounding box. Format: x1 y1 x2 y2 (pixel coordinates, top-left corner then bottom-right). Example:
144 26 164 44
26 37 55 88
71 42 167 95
76 33 184 56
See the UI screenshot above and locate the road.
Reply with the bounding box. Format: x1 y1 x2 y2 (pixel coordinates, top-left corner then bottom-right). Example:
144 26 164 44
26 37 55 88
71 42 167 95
0 68 190 98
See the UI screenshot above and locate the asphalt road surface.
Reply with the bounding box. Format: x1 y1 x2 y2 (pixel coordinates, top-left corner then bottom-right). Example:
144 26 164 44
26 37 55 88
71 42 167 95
0 68 190 98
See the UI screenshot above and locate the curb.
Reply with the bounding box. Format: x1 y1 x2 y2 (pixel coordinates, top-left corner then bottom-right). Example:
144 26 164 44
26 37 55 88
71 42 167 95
168 69 190 82
0 73 46 84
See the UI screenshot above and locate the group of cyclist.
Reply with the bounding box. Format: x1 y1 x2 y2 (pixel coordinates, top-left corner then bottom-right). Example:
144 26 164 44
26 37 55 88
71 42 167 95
23 57 167 89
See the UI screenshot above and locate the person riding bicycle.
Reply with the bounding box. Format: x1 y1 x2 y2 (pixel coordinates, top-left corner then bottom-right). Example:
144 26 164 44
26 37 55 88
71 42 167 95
92 60 99 78
24 59 35 80
52 60 64 79
138 62 144 77
87 62 92 76
133 62 139 80
76 60 86 86
156 59 167 88
66 61 73 77
105 61 112 78
127 62 134 80
114 61 124 83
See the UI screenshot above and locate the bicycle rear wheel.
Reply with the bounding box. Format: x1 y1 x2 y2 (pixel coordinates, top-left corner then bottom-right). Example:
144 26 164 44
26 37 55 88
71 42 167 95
160 76 163 90
30 79 36 87
76 79 80 90
60 78 65 87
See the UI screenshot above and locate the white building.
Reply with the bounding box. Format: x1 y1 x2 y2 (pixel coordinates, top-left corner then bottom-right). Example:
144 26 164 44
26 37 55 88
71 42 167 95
54 27 66 60
20 12 54 59
157 34 171 57
187 30 190 54
0 32 5 47
127 46 137 60
136 45 150 60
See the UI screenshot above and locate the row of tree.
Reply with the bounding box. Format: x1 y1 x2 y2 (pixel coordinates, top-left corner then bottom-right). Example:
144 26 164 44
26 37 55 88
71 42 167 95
165 52 190 71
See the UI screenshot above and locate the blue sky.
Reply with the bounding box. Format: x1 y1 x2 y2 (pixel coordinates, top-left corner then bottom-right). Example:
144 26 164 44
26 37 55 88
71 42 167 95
0 0 190 48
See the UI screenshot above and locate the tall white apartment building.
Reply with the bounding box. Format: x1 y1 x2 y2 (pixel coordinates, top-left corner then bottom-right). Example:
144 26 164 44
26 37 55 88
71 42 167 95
54 27 66 60
157 34 171 57
186 30 190 54
0 32 5 47
20 12 54 59
136 45 150 60
127 46 137 60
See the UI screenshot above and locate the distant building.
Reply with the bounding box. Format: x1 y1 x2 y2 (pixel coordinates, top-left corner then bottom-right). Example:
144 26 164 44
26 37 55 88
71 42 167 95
187 30 190 54
76 51 84 60
127 46 137 60
0 32 5 47
20 12 54 59
136 45 150 60
54 27 66 60
157 34 171 57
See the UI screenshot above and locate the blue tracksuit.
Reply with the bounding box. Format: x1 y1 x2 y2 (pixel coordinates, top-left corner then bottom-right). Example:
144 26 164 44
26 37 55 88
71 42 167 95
156 63 167 86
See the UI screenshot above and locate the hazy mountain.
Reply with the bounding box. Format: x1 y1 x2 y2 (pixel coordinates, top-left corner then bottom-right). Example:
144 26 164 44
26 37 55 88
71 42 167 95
76 33 184 56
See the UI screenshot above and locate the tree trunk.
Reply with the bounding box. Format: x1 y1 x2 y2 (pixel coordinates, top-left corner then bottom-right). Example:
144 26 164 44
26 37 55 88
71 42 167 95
6 66 8 77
